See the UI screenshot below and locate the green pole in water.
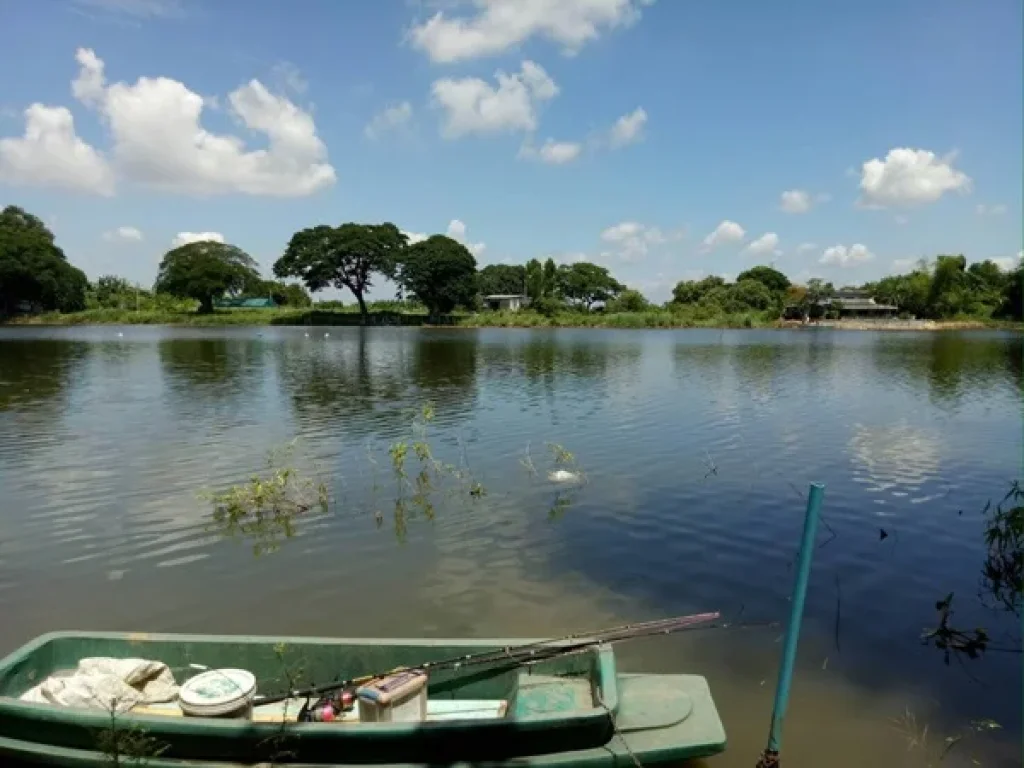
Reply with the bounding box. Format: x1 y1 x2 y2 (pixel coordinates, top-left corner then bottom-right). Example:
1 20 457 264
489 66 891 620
757 482 825 768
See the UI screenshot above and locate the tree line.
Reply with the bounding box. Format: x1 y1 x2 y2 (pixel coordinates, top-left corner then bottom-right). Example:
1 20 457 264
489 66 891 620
1 204 1020 322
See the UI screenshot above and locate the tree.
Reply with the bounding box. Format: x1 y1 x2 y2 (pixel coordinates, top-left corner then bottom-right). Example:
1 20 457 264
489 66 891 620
671 275 726 305
729 279 777 311
0 205 88 315
396 235 477 314
736 265 790 294
543 258 557 298
154 241 261 313
998 265 1022 319
606 288 649 313
273 222 406 319
556 262 624 310
478 264 525 296
927 254 968 318
246 279 311 307
525 259 544 301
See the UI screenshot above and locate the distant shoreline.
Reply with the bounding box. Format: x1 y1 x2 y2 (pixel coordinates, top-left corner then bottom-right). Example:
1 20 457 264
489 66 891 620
2 309 1019 332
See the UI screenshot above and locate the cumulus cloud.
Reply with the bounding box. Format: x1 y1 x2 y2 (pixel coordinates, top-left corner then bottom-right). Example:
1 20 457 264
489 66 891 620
171 231 225 247
820 244 874 267
103 225 143 241
780 189 810 213
858 148 971 208
975 203 1007 216
743 232 780 257
992 252 1022 272
701 220 745 249
65 47 336 197
0 104 115 195
365 101 413 139
446 219 486 256
432 60 557 137
608 107 647 147
599 220 681 261
519 138 582 164
402 230 429 245
409 0 653 63
796 242 817 254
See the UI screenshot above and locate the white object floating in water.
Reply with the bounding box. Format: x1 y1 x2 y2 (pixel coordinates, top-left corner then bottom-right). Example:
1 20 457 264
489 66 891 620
548 469 582 484
304 332 309 337
117 332 124 337
324 332 330 338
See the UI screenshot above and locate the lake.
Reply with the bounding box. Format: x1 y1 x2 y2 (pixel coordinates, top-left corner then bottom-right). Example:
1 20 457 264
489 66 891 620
0 326 1020 766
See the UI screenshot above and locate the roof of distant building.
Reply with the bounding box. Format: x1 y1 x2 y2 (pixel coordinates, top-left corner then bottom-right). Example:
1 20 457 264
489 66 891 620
483 294 527 300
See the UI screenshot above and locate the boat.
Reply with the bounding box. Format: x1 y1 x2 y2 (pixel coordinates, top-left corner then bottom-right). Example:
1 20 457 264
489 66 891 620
0 629 726 766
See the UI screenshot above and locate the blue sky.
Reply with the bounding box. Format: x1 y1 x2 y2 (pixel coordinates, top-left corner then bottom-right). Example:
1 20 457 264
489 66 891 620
1 0 1021 302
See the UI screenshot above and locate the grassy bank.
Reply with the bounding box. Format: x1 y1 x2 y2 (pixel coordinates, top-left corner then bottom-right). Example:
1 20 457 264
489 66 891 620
458 308 773 328
4 307 1019 330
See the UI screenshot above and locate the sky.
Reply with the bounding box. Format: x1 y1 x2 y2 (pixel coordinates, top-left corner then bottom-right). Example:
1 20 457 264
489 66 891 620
0 0 1021 303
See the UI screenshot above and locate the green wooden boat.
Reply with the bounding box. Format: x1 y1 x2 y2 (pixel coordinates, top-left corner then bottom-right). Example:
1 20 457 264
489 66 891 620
0 630 726 766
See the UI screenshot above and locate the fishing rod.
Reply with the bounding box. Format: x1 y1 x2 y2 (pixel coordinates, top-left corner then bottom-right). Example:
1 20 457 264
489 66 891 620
255 611 720 707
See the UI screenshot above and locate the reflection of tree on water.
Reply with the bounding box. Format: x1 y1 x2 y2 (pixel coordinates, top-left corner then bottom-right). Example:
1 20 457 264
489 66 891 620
0 339 88 411
158 338 269 402
871 333 1022 405
276 330 479 437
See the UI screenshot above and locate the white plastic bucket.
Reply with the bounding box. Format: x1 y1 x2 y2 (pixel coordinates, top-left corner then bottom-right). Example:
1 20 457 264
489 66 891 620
178 669 256 719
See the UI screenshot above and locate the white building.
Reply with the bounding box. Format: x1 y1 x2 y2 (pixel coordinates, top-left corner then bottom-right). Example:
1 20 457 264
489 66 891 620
483 294 528 311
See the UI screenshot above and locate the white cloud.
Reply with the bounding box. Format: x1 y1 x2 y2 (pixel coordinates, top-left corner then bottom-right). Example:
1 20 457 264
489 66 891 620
743 232 780 257
701 220 745 249
446 219 486 256
538 139 582 164
889 258 919 273
820 243 874 267
365 101 413 139
780 189 811 214
608 107 647 147
520 137 582 164
599 220 680 261
103 225 143 241
992 253 1022 272
976 203 1007 216
601 221 643 242
0 103 115 194
70 47 335 197
171 231 225 247
858 147 971 208
402 230 429 245
409 0 652 63
796 242 817 254
432 60 557 138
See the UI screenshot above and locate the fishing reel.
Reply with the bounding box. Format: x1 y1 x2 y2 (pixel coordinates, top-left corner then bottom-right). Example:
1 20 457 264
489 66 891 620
297 687 356 722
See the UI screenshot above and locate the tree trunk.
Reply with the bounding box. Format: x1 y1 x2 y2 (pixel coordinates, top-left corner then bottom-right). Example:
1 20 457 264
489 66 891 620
199 295 214 314
355 291 368 323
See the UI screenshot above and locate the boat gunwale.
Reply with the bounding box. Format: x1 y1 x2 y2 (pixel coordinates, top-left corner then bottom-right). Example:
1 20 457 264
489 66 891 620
0 630 620 740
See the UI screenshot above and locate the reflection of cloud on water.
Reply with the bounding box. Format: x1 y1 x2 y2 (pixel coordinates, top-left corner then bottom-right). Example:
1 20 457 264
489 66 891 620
848 423 943 504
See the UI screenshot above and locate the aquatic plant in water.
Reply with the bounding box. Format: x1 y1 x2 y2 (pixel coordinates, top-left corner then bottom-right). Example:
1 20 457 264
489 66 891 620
203 441 330 555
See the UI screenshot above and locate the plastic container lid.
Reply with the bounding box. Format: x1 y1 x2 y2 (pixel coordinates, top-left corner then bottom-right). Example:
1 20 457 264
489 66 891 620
178 669 256 717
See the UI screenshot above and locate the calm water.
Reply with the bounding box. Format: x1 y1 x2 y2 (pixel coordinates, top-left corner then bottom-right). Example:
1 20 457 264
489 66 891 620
0 326 1020 766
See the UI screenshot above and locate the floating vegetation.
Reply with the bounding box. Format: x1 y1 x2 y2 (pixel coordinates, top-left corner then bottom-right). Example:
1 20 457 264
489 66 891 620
203 441 330 555
204 404 587 547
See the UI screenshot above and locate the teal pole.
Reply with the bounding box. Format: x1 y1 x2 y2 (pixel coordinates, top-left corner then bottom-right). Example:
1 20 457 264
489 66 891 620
757 482 825 768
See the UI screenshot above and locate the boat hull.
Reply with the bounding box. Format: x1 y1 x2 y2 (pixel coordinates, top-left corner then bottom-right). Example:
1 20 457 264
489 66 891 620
0 631 726 766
